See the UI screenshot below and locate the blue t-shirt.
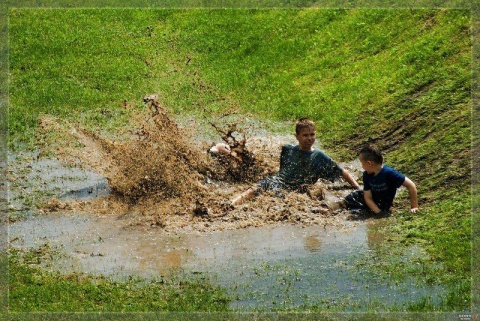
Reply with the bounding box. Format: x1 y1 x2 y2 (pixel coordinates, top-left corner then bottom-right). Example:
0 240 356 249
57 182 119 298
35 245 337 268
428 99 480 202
259 144 343 192
363 165 406 211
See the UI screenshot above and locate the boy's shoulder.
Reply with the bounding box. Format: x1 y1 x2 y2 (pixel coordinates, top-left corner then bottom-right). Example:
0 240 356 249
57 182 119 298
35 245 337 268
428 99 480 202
282 143 296 148
281 144 323 154
281 144 297 151
382 165 404 175
363 165 405 179
379 165 406 184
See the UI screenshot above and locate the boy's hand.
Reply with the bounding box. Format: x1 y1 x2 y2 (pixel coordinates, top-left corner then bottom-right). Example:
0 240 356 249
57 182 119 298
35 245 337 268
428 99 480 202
210 143 231 155
374 210 390 217
410 207 419 213
217 143 231 155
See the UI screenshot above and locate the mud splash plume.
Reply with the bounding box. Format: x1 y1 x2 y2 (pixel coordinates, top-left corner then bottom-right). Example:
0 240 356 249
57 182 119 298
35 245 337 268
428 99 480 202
36 95 267 204
107 94 210 201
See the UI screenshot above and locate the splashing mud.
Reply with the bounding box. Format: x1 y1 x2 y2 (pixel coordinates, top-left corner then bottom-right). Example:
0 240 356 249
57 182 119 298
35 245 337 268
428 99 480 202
35 96 362 234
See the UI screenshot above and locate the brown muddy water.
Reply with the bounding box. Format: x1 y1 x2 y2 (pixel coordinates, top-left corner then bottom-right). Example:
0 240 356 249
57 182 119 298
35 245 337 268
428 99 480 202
7 153 444 311
9 207 443 310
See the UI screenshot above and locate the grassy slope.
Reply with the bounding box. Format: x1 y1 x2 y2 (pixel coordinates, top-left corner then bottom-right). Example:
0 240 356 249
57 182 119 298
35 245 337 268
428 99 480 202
8 8 471 311
153 9 472 300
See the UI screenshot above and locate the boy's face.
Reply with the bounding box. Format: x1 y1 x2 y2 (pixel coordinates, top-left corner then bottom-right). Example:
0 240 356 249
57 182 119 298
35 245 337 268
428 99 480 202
359 154 376 173
295 126 316 151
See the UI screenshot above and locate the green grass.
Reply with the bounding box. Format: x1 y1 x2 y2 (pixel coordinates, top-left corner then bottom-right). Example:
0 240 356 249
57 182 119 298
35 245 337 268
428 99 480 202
7 8 472 312
361 193 471 311
8 248 230 312
0 253 7 311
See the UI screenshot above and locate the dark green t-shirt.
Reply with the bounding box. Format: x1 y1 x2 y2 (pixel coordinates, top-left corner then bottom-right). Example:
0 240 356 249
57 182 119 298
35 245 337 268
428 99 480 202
259 144 343 192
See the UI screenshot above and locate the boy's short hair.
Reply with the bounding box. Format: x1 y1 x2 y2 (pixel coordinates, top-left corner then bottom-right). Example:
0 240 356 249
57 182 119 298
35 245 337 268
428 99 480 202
296 118 315 134
359 144 383 164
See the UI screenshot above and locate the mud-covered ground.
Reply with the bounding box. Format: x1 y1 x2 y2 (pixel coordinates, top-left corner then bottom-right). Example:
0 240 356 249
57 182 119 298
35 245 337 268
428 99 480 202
10 96 364 235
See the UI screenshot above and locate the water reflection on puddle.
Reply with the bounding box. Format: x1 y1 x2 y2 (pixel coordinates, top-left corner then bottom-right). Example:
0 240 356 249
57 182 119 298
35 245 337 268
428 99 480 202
9 214 442 310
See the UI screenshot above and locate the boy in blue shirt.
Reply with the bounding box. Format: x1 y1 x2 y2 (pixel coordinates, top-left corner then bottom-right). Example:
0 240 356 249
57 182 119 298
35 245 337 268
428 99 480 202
226 118 361 206
343 144 418 215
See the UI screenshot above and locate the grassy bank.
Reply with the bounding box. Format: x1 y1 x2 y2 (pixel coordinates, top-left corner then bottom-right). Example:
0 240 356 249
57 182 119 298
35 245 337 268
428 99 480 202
8 8 471 312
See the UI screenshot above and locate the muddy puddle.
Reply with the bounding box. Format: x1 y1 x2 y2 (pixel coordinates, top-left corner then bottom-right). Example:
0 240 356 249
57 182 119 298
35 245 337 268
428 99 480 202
7 154 443 310
7 150 441 310
9 148 443 311
7 97 444 310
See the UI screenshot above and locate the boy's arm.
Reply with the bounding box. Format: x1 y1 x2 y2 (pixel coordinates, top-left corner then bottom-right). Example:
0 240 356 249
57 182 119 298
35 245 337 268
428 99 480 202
363 189 382 214
341 169 361 190
402 177 418 213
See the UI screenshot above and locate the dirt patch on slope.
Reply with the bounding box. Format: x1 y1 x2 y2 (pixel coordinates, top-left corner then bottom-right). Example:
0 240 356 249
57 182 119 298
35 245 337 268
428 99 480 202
35 96 361 234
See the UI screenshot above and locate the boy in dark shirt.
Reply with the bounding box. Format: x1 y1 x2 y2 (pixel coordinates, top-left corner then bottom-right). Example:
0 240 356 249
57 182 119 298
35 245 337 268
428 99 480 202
343 144 418 215
226 118 360 205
